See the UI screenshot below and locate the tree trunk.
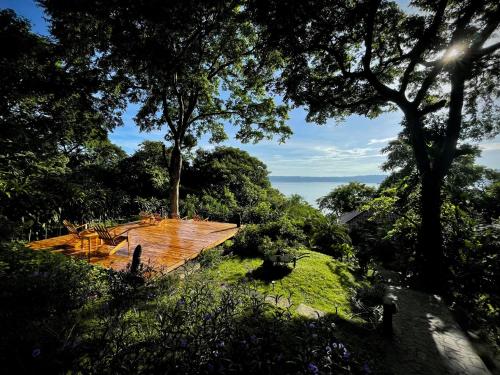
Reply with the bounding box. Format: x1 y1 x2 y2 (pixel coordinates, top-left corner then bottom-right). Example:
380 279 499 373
168 141 182 219
418 171 446 292
404 112 447 292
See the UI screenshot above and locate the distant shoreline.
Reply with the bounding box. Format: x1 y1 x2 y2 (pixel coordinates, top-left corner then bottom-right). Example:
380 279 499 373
269 175 386 184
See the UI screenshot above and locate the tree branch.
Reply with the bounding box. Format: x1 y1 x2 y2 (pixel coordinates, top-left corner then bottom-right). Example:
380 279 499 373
180 91 199 138
361 0 380 73
419 99 447 115
362 0 408 108
161 92 178 137
476 41 500 57
207 46 256 79
413 1 481 107
330 48 364 79
469 5 500 54
399 0 448 94
413 62 445 106
172 72 185 128
439 65 467 176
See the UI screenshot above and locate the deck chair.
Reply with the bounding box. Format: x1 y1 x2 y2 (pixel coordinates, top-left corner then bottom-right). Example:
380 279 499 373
63 219 89 239
139 211 155 224
192 214 209 221
93 224 129 256
152 213 168 226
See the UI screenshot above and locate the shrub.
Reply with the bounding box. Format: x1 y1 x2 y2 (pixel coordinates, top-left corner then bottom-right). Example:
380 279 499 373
134 196 166 214
449 222 500 350
75 275 372 374
309 217 353 259
197 247 225 268
0 242 107 317
0 242 376 374
351 284 386 328
0 242 109 373
182 188 239 222
232 217 306 257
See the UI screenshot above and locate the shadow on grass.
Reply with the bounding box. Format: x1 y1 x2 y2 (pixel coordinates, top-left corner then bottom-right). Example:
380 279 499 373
326 261 360 290
247 262 293 283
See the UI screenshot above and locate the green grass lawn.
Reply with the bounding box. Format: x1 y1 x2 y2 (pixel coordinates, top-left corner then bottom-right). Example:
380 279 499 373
203 250 364 318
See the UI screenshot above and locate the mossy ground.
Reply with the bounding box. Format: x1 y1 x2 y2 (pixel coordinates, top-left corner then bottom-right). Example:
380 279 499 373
202 250 364 318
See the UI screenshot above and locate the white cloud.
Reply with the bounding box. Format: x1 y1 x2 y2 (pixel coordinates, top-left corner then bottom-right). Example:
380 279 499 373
267 156 385 176
367 137 397 145
311 144 383 159
479 142 500 152
261 141 387 176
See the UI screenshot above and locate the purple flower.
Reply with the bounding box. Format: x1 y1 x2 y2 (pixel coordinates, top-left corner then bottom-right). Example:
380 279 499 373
307 363 319 375
216 340 225 348
180 339 188 348
342 349 350 361
363 363 372 374
32 348 41 358
203 313 212 321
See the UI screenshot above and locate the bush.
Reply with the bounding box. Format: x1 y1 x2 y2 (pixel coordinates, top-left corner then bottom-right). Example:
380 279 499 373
74 275 372 374
309 217 353 259
0 242 109 373
197 247 225 268
350 284 386 328
0 243 376 374
232 217 306 257
134 196 167 215
449 222 500 350
181 189 239 222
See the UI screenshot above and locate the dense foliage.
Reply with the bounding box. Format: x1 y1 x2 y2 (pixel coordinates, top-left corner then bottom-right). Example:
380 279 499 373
251 0 500 291
39 0 291 217
318 183 377 218
0 10 123 240
2 1 500 373
323 135 500 352
0 243 375 375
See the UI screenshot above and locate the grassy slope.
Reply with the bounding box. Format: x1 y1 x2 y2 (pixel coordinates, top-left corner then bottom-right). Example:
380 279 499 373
205 250 362 318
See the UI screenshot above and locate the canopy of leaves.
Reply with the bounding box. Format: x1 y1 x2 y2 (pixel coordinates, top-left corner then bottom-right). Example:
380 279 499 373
317 182 377 217
380 132 500 219
0 10 123 239
39 0 291 146
251 0 500 177
186 147 269 198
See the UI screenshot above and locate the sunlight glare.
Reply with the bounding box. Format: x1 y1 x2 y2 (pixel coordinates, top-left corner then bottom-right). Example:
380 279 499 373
443 44 464 62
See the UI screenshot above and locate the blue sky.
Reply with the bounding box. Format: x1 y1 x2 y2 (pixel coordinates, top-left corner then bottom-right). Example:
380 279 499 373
3 0 499 176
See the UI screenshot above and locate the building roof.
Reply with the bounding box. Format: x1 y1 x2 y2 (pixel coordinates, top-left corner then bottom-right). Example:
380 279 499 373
339 210 364 224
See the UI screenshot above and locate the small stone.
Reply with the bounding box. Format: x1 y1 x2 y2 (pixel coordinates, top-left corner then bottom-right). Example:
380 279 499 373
265 296 293 309
296 303 325 319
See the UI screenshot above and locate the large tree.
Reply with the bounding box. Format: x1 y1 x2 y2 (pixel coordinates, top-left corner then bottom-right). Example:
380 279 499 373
0 9 122 239
317 182 376 217
40 0 290 218
251 0 500 290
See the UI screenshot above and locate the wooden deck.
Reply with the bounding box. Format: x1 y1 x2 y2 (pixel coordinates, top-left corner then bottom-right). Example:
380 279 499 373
28 219 239 272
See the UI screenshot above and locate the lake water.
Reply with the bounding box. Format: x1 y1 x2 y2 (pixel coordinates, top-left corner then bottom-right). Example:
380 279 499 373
270 180 380 207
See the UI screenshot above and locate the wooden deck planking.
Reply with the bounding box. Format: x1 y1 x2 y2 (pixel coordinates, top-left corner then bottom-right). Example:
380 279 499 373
28 219 239 272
